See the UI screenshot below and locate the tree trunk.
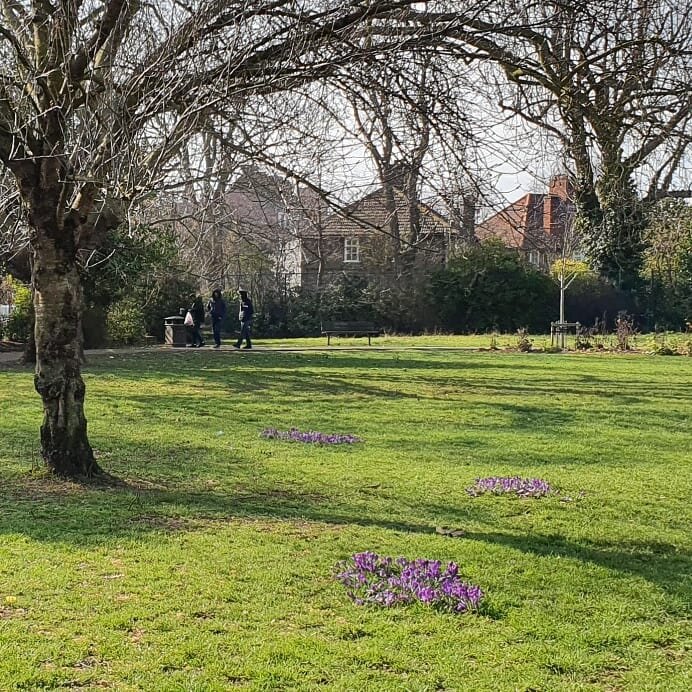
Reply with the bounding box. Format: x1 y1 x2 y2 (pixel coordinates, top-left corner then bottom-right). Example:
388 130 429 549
382 183 401 277
31 229 99 477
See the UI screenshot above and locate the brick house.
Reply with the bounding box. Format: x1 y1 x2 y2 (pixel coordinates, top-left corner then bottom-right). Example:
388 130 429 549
220 167 456 291
475 175 576 270
223 167 301 276
293 185 453 290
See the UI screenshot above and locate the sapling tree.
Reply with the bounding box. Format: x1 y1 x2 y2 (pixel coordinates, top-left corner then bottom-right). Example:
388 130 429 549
549 258 594 346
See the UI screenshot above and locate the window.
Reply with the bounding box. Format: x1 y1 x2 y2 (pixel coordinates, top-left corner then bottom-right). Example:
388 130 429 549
344 237 360 263
528 250 541 266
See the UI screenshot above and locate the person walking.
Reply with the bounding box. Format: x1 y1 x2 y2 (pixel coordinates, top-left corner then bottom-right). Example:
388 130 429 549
188 296 205 347
233 289 254 349
207 288 227 348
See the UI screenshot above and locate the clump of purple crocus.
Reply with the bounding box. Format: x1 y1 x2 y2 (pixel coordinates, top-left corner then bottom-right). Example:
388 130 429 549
335 552 484 614
261 428 362 444
466 476 552 498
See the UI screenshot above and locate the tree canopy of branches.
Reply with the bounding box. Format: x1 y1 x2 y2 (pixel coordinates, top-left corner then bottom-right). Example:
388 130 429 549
0 0 466 477
332 54 477 274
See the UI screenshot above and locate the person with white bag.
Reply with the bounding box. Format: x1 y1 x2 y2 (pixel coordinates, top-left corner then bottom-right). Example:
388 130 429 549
184 296 206 347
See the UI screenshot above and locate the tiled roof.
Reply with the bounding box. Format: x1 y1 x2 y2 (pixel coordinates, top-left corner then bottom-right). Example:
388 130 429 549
314 187 450 238
475 176 576 251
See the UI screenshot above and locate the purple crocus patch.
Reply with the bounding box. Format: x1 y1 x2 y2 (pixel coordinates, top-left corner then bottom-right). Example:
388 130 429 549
261 428 362 444
466 476 552 498
335 552 484 614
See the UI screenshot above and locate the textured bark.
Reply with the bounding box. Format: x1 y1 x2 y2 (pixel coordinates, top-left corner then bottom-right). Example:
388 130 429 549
31 223 99 477
382 182 402 276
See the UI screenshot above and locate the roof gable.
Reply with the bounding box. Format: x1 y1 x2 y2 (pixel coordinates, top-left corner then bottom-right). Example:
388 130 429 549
320 187 450 237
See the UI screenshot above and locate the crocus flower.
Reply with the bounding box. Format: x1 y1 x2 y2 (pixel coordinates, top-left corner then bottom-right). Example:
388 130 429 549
466 476 552 498
335 552 484 614
261 428 362 444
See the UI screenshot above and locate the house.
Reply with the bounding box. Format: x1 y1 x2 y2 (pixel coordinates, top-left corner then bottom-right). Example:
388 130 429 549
294 183 453 290
475 175 576 270
219 166 458 292
222 167 302 281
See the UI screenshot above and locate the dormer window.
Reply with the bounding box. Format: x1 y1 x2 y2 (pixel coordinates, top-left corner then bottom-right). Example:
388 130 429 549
344 237 360 263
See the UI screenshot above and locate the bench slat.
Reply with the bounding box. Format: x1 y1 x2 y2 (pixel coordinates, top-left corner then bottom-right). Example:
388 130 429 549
321 321 381 345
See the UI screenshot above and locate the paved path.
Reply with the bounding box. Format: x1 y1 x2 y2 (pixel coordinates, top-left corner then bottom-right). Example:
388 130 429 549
0 349 25 364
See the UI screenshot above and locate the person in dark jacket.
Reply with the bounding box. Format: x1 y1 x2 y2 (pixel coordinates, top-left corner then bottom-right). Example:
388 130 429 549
233 289 254 349
207 289 227 348
188 296 205 347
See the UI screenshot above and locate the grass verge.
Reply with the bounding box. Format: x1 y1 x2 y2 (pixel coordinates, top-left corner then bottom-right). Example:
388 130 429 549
1 348 690 690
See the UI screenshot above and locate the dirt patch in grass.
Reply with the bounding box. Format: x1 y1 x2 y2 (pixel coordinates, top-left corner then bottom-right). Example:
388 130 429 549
197 516 348 539
586 665 629 691
5 472 171 503
234 487 327 504
4 474 90 501
0 606 27 619
72 656 103 670
249 517 347 537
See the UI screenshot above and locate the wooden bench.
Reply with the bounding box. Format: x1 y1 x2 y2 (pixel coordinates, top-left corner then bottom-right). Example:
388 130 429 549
550 321 581 347
321 321 381 345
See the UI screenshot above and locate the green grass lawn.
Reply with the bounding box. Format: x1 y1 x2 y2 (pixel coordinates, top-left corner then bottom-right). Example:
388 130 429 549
1 348 690 690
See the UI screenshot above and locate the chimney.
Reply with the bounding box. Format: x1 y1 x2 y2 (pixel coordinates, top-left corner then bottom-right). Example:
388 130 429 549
544 175 574 238
548 174 573 200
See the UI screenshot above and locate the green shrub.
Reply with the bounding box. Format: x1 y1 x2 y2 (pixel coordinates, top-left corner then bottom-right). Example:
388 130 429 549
564 273 637 329
251 287 322 338
641 199 692 330
106 301 146 345
81 226 196 345
82 305 108 349
140 276 197 341
429 241 556 333
3 278 33 341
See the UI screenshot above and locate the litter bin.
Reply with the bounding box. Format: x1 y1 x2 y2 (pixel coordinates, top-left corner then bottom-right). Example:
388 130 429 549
164 315 187 347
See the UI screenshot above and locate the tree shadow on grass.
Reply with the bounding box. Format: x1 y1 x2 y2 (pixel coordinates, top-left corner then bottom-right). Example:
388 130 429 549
0 467 689 608
459 529 691 608
3 351 690 606
0 470 439 545
6 351 690 420
82 351 537 387
81 350 692 408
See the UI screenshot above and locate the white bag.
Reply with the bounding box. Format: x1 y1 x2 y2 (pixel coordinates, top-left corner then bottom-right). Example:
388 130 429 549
184 311 194 327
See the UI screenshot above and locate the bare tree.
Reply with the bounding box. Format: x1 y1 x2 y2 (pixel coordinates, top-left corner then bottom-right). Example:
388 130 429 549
430 0 691 287
0 167 28 275
329 54 477 275
0 0 478 477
